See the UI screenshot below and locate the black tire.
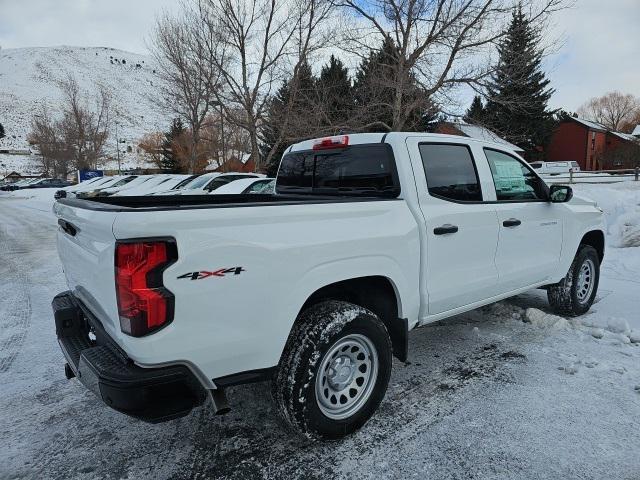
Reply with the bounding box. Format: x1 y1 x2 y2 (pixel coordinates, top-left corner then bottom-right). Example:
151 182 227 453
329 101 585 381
273 300 392 439
548 245 600 317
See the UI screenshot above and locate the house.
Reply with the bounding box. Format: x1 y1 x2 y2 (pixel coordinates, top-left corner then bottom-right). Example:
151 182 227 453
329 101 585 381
206 152 256 173
434 121 525 155
546 117 639 170
632 125 640 139
1 171 43 183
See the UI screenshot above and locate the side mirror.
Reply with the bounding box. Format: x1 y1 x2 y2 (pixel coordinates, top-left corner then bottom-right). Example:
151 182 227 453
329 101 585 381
549 184 573 203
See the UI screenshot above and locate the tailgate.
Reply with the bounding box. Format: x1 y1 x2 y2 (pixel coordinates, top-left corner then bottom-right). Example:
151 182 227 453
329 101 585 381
53 201 121 340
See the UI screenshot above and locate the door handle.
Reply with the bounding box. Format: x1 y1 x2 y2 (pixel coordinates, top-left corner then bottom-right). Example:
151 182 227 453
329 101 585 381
58 219 78 237
433 224 459 235
503 218 522 228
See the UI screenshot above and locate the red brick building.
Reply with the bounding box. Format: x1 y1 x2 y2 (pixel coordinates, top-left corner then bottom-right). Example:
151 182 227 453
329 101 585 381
546 117 639 170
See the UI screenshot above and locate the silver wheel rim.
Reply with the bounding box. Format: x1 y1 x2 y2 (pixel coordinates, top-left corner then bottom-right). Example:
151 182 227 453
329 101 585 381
576 258 595 303
315 333 378 420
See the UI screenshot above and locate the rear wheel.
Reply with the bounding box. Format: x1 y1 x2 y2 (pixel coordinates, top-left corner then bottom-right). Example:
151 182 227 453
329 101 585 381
548 245 600 316
273 300 392 439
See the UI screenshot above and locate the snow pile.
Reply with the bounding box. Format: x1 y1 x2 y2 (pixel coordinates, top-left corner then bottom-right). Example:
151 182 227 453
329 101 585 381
524 308 573 330
572 182 640 248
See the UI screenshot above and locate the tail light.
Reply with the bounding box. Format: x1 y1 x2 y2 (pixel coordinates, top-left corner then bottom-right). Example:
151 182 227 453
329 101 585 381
312 135 349 150
115 240 177 337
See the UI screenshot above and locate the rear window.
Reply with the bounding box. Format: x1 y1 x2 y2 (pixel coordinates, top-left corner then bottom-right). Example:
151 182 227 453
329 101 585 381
276 144 399 197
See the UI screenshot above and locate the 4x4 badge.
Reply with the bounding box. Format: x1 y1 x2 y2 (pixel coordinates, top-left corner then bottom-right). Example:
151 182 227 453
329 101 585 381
177 267 245 280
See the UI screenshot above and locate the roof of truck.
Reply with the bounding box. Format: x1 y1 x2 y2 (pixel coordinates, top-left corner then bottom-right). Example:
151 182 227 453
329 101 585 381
288 132 522 155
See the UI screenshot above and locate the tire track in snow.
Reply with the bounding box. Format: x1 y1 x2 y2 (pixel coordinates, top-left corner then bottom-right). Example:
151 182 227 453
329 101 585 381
0 219 33 373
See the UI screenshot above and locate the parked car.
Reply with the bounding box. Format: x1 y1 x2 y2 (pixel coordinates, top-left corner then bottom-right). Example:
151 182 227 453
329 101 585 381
55 176 108 199
113 175 190 196
210 177 275 194
2 178 40 191
181 172 264 195
152 173 221 196
77 175 138 198
52 133 604 439
22 178 73 189
530 161 581 175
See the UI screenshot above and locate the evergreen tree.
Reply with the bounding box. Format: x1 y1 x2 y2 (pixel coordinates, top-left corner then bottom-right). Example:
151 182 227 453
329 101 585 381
262 60 317 176
464 95 486 124
484 5 555 159
261 81 291 177
316 55 353 132
161 118 185 172
353 38 436 132
0 123 5 139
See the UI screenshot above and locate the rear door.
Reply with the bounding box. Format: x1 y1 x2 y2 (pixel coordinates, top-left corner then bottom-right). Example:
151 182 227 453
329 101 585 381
482 148 563 290
406 139 500 315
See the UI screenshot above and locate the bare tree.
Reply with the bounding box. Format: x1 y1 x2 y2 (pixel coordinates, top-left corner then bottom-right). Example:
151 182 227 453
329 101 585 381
28 107 71 177
334 0 566 131
151 6 223 173
57 75 111 170
138 132 165 168
199 0 334 170
578 91 640 132
28 76 111 176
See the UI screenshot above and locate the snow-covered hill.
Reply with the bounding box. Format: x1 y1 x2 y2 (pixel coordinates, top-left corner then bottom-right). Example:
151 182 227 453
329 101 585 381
0 46 170 174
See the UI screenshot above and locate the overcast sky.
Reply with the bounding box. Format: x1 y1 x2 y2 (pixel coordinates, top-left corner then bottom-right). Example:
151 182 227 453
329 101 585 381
0 0 638 112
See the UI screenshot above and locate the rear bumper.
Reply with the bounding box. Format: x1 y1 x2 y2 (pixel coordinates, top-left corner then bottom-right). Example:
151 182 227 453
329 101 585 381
53 291 206 423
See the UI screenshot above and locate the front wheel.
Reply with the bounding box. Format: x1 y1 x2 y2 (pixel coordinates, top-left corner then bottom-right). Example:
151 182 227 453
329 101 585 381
548 245 600 316
273 300 392 439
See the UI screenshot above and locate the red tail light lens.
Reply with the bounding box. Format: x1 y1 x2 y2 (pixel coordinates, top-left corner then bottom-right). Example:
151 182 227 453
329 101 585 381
312 135 349 150
115 240 177 337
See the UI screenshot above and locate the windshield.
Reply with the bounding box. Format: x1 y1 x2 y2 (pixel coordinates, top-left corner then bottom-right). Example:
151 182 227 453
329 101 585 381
110 176 137 188
185 175 214 189
172 175 198 189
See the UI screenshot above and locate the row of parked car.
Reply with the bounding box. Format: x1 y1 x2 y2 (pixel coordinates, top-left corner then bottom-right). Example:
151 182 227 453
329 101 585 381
0 177 73 191
55 172 275 200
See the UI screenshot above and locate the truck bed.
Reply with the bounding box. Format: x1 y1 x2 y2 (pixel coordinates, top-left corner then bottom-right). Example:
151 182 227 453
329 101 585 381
59 193 398 212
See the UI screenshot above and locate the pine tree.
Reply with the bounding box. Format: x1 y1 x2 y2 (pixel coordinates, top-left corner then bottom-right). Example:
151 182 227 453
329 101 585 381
261 81 291 177
0 123 5 139
316 55 353 132
161 118 185 172
484 5 556 159
261 60 317 176
464 96 486 124
353 38 436 132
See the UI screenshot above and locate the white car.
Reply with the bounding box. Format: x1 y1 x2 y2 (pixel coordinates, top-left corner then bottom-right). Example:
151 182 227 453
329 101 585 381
53 133 604 439
179 172 265 195
77 175 138 197
92 175 154 197
530 161 580 175
113 175 190 196
210 177 275 194
153 172 222 196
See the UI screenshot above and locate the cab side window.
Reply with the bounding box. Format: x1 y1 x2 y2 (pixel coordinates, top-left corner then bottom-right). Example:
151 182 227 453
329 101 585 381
419 144 482 202
484 149 548 201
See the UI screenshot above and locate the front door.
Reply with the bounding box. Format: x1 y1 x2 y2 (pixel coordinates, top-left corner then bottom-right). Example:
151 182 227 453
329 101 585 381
482 148 563 290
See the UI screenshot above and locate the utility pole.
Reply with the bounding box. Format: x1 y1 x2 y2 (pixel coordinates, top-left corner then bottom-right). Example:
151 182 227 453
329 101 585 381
115 119 121 174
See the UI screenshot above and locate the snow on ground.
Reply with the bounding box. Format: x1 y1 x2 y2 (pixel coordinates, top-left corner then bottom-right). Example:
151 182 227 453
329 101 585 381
1 184 639 479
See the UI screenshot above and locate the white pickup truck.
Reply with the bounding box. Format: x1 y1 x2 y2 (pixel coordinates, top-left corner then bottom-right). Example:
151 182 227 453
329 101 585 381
52 133 604 439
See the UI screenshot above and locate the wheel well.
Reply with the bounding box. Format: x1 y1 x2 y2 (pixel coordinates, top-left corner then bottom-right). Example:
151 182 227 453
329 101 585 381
299 276 408 362
580 230 604 262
